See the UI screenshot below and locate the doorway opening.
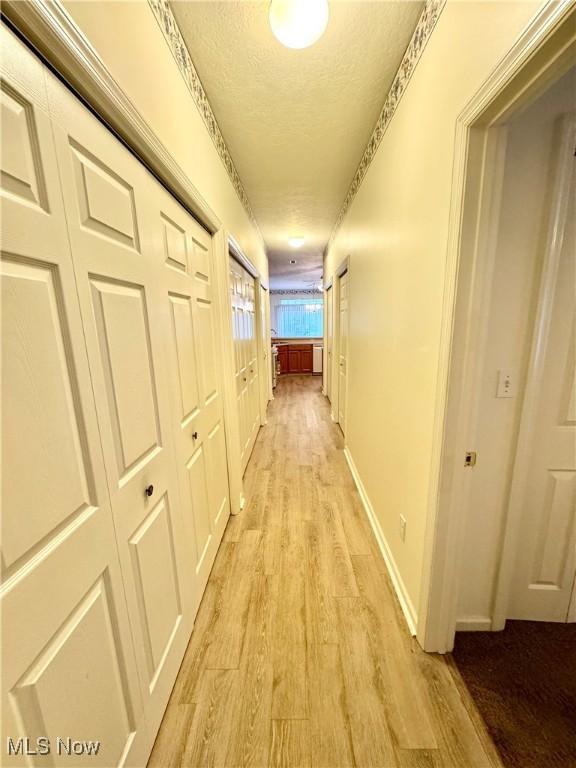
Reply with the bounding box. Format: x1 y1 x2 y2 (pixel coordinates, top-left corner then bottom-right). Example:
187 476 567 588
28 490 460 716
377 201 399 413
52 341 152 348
270 290 325 379
451 66 575 768
421 11 575 764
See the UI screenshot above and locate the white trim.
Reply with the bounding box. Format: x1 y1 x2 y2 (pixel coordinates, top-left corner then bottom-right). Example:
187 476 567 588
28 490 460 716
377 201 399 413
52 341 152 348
229 234 260 280
418 0 576 653
328 0 446 246
147 0 260 233
492 113 575 630
213 230 244 516
455 617 493 632
2 0 222 235
344 448 417 636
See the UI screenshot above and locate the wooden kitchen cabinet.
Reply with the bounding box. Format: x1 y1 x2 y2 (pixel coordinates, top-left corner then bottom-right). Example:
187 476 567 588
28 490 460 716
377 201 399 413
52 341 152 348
275 344 313 374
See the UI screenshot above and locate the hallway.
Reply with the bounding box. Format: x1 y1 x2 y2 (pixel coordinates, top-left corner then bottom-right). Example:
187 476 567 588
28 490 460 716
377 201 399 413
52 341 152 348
149 376 499 768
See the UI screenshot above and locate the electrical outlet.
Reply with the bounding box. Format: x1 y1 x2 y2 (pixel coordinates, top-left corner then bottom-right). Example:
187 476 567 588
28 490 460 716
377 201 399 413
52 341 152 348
496 369 515 398
399 515 407 542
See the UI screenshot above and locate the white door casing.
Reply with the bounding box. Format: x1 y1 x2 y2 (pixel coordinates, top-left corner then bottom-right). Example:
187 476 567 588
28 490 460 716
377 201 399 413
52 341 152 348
338 271 350 434
1 26 146 766
325 284 333 401
506 117 576 622
258 283 270 421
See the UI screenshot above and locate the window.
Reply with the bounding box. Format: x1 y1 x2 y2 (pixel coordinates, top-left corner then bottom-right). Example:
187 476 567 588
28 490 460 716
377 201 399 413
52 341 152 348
277 298 323 338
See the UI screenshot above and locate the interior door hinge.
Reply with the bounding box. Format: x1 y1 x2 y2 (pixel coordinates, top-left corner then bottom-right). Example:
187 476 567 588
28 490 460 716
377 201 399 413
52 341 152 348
464 451 477 467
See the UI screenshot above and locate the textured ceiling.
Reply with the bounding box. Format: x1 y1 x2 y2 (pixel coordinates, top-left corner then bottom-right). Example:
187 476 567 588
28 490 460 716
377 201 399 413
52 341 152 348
170 1 423 288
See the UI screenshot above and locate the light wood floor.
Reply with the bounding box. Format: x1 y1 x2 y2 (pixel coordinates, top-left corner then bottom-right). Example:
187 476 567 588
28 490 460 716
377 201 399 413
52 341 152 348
149 375 501 768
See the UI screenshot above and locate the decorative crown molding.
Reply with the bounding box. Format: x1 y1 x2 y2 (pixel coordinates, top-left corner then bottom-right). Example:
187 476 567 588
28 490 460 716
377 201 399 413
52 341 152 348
327 0 447 250
148 0 260 233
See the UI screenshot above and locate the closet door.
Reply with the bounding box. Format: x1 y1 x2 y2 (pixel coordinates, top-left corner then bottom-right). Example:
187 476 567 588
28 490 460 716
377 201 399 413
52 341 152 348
245 273 260 451
338 271 349 434
1 27 145 767
47 74 194 736
157 190 230 605
230 257 250 469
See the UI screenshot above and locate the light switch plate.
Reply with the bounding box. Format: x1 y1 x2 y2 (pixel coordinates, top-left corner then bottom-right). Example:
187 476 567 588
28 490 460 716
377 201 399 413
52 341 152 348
496 369 515 398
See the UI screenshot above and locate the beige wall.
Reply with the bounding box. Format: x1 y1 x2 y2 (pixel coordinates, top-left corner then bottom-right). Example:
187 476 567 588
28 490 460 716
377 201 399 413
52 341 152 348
324 0 546 622
63 1 268 281
456 68 576 627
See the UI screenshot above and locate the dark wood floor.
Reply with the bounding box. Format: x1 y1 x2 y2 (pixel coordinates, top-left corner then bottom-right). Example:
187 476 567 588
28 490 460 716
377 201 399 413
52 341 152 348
453 620 576 768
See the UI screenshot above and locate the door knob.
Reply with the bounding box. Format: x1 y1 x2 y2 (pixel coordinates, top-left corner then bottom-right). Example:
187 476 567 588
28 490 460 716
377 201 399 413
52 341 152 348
192 431 198 440
145 484 154 497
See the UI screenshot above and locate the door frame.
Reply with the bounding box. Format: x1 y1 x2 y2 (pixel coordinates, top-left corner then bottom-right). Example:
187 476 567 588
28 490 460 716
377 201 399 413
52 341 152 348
323 278 333 400
229 236 269 471
493 113 574 628
332 257 350 431
418 0 576 653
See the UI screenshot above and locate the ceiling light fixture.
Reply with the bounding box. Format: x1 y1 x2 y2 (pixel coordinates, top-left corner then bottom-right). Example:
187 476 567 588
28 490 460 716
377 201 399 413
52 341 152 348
288 236 305 248
269 0 329 50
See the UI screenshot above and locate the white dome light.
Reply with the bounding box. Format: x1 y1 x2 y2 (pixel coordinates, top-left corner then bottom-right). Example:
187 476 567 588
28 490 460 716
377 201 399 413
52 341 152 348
269 0 329 50
288 236 305 248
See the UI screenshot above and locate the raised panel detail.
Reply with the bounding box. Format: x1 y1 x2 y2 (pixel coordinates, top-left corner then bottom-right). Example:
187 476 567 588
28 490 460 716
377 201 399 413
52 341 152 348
129 495 182 691
169 293 200 425
70 140 139 250
560 327 575 426
162 214 187 273
196 299 217 404
10 576 134 767
192 237 210 283
90 278 161 480
2 257 92 574
206 421 229 528
531 470 576 588
0 82 47 209
186 447 211 572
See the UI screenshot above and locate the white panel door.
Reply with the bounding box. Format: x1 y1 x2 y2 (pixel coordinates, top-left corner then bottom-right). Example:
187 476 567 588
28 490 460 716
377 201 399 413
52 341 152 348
325 284 333 401
245 273 260 454
338 271 349 434
157 190 230 606
1 27 145 767
47 72 195 737
259 284 270 419
232 259 261 473
508 144 576 622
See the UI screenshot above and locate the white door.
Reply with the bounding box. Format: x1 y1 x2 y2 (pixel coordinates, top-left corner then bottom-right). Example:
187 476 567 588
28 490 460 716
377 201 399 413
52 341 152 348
1 27 145 766
338 271 349 434
245 275 260 448
258 284 270 421
47 70 196 734
230 257 260 473
508 124 576 622
230 258 249 468
158 190 230 607
325 284 333 401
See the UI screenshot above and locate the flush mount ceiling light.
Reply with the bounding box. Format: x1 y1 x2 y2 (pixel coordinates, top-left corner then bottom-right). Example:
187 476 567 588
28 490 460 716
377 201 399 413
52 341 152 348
288 235 305 248
269 0 329 50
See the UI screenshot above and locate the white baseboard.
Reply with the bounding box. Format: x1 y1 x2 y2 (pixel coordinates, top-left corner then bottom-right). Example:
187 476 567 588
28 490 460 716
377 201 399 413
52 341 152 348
343 447 417 636
455 616 493 632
